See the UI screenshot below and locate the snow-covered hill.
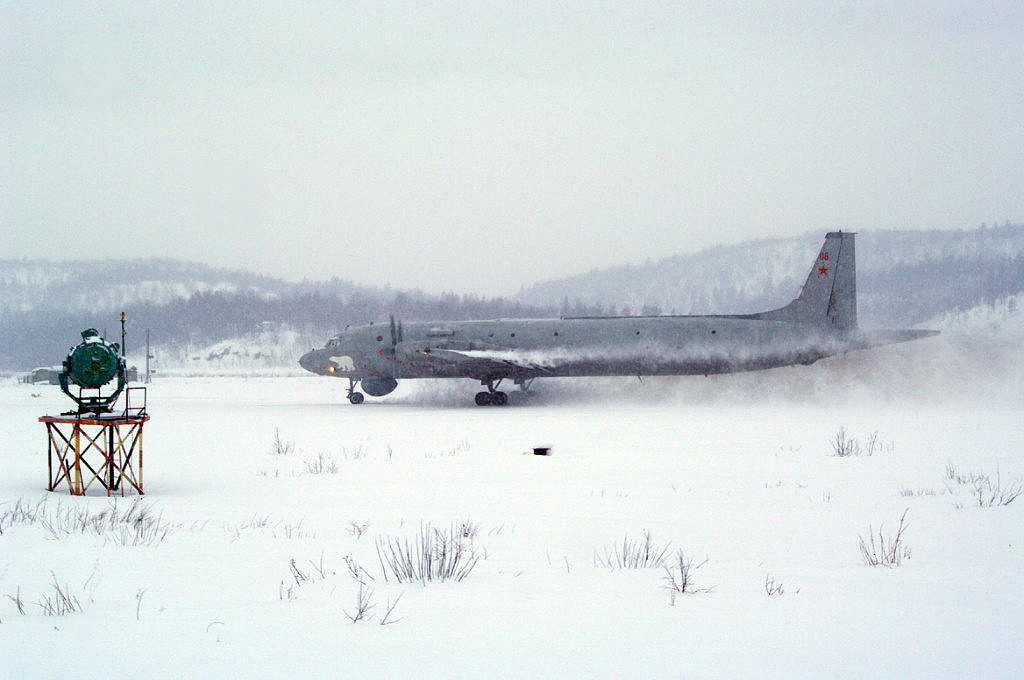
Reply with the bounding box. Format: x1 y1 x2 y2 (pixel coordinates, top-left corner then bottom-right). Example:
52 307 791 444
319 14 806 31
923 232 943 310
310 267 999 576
0 259 292 316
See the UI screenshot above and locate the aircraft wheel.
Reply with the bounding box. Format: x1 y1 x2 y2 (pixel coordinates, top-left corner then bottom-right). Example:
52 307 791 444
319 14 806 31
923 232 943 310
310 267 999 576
474 391 492 406
491 391 508 406
348 392 365 405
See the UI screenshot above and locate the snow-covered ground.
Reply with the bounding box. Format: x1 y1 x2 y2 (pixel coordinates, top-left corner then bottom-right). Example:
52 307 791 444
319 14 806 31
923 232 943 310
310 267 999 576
2 320 1022 678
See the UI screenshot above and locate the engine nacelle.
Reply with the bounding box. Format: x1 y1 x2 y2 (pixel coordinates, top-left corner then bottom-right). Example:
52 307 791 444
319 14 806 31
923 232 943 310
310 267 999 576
361 378 398 397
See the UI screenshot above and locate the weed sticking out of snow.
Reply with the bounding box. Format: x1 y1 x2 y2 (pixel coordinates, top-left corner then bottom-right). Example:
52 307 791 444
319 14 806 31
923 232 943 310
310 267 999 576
270 428 294 456
831 428 891 457
343 581 404 625
764 573 796 597
945 463 1023 507
226 515 315 541
279 552 337 600
135 588 146 621
457 519 480 539
426 439 471 459
275 523 316 540
486 523 512 537
343 582 376 623
0 497 174 547
971 470 1023 507
244 513 272 529
36 572 84 616
303 452 339 474
832 427 860 457
342 444 369 460
0 497 46 533
594 530 671 569
278 581 296 602
376 523 480 584
378 592 403 626
5 587 26 615
663 551 712 605
347 521 370 539
863 431 892 456
859 509 911 567
343 554 375 585
899 487 938 497
945 463 989 487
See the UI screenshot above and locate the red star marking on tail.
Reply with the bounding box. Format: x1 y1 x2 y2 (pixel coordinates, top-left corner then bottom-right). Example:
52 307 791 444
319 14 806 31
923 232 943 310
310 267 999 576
817 265 830 278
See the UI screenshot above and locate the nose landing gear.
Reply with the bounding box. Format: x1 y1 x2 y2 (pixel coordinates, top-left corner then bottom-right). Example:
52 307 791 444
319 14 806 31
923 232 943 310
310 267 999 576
345 376 398 404
347 378 364 405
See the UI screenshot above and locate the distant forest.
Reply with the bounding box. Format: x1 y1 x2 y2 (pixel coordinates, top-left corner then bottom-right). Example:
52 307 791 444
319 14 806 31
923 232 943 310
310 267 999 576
0 273 563 369
2 224 1022 370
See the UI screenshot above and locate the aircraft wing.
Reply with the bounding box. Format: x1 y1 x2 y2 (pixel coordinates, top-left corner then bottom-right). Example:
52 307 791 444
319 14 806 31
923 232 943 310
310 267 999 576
395 341 550 379
852 329 940 350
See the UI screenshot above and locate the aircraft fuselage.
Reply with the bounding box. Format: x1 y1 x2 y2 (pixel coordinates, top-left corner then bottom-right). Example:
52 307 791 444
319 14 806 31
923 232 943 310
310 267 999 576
301 314 846 382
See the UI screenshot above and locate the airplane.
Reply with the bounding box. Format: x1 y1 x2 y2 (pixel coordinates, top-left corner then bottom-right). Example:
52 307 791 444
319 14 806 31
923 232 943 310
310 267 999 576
299 232 938 405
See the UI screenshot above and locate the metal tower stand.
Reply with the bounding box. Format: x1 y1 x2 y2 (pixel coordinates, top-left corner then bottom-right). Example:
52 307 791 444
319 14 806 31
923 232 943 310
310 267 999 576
40 387 149 496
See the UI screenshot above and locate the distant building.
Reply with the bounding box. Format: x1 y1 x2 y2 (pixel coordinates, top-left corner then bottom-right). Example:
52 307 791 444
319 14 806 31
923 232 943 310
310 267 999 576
21 367 61 384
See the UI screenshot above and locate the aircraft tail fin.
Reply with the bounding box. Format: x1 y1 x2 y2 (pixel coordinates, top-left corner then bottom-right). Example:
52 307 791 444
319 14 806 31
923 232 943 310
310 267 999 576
755 231 857 331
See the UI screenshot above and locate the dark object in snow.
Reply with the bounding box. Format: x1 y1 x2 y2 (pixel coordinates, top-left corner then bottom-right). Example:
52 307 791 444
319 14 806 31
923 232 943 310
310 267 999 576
533 446 552 456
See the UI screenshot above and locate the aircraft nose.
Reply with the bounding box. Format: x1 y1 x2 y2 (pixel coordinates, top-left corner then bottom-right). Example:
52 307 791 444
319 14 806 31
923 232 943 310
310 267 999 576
299 348 332 374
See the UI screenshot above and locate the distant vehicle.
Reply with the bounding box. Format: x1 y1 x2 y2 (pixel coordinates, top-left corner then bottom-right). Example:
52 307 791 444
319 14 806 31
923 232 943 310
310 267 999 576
300 232 938 405
21 367 62 385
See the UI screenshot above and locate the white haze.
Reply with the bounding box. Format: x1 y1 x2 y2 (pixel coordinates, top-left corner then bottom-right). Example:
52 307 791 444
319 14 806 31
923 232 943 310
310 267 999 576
3 2 1022 295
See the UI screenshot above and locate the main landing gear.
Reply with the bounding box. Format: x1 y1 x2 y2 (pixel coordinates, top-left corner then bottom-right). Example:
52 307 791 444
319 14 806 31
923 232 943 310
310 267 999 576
475 377 508 406
475 391 507 406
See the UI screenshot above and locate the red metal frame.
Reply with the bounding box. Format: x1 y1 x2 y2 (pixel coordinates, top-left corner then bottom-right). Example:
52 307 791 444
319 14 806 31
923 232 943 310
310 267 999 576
40 415 150 496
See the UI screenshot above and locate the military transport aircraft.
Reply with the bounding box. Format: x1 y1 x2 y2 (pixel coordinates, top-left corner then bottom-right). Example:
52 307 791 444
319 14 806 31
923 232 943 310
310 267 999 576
299 232 937 405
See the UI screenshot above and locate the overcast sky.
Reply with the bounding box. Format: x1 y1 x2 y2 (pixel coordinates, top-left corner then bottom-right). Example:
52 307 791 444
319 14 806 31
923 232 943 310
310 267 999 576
2 1 1022 295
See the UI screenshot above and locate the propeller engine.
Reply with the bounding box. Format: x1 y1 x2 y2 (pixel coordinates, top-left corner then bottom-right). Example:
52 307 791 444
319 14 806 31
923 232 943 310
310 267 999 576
357 315 402 396
361 378 398 396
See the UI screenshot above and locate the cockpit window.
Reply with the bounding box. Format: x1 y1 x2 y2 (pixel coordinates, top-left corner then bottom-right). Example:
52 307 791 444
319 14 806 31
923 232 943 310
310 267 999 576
327 338 340 348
